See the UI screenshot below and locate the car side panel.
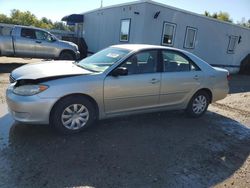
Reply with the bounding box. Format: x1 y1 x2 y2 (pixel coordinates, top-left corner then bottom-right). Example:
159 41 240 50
0 36 13 56
35 40 58 58
37 74 106 119
104 73 161 114
159 71 204 108
211 69 229 102
13 35 36 57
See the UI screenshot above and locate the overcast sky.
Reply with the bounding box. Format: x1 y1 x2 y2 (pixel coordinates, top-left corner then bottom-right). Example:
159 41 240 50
0 0 249 23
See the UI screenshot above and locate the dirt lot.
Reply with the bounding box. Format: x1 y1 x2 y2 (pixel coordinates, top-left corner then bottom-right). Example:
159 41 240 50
0 57 249 188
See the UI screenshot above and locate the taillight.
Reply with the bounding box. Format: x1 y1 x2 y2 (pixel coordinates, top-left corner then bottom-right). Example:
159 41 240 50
227 72 231 81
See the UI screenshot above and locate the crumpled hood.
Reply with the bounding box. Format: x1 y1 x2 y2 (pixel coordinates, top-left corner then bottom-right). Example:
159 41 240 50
11 60 91 80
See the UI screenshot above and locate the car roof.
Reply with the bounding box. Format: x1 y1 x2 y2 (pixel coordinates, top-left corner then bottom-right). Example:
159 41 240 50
111 44 213 70
14 25 49 33
111 44 184 52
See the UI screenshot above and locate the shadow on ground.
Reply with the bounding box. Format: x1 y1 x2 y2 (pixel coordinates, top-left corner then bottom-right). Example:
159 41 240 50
0 63 26 73
229 75 250 94
0 110 249 188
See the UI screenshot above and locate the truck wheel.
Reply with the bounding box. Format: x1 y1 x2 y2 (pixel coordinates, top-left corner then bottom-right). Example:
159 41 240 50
59 51 75 60
50 96 96 134
186 91 209 118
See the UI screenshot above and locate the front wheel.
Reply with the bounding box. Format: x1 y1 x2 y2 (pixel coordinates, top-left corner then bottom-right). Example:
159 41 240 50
186 91 210 118
50 96 96 134
59 51 75 60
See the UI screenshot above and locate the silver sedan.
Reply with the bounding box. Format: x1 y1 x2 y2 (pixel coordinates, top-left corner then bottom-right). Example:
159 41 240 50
6 44 229 134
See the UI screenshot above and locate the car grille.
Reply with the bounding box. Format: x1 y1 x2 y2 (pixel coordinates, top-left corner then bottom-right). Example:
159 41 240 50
9 74 16 83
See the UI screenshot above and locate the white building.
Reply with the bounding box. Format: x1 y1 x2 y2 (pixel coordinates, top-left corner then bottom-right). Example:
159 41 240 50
64 0 250 73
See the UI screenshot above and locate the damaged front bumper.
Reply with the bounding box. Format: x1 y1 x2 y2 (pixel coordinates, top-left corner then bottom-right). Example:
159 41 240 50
6 84 57 124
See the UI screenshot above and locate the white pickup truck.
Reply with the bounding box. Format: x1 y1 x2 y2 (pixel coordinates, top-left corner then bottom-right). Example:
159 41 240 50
0 25 80 60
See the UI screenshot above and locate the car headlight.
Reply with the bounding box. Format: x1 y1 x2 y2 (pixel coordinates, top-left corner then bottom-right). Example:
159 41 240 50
13 85 49 96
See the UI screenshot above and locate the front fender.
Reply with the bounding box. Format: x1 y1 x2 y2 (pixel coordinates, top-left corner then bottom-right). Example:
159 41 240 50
37 74 106 118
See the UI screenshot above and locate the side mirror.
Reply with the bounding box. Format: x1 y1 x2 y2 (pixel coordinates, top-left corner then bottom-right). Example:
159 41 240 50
111 67 128 77
51 36 57 42
47 35 56 42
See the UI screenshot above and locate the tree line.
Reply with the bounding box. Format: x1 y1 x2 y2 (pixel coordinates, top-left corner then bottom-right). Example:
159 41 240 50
0 9 74 31
204 11 250 28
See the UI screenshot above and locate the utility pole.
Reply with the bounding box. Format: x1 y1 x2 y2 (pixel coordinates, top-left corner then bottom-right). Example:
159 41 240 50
101 0 103 8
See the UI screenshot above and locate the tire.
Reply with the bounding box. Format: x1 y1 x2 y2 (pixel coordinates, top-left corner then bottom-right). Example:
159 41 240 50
50 96 96 134
186 91 210 118
59 51 75 60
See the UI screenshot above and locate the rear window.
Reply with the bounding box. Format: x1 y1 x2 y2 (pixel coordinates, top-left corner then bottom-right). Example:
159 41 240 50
21 28 35 39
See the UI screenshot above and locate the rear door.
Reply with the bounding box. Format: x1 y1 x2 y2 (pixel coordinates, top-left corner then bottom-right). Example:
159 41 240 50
104 50 161 114
159 50 204 107
14 28 36 57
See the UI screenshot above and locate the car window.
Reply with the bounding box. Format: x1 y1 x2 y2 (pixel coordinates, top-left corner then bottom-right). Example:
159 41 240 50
162 51 199 72
35 30 50 41
120 50 158 75
21 28 36 39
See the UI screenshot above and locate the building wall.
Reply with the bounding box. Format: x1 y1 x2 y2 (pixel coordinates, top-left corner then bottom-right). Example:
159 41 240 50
82 2 250 73
83 2 147 53
142 2 250 73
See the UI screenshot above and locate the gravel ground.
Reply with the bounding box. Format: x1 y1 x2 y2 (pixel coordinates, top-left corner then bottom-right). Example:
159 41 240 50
0 74 8 104
0 57 249 188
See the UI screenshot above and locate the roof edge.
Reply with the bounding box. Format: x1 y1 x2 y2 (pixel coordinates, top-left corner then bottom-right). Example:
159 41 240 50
80 0 146 15
80 0 250 31
146 0 250 31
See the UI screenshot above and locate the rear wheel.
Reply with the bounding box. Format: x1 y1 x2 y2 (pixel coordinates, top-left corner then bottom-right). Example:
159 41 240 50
51 96 96 134
59 51 75 60
186 91 210 118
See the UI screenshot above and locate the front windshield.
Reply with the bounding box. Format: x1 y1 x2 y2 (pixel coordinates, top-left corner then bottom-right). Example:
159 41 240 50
77 47 130 72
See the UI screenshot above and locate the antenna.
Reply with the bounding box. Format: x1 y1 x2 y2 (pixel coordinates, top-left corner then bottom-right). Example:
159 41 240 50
101 0 103 8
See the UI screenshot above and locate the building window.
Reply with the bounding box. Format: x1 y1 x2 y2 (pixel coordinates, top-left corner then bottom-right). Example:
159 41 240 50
227 35 238 53
120 19 131 42
162 22 176 46
184 27 197 49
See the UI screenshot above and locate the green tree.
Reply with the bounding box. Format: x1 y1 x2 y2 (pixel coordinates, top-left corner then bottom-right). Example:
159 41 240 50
10 9 37 26
41 17 53 25
52 21 71 31
238 18 250 28
204 11 233 23
0 14 10 23
204 11 209 17
0 9 72 31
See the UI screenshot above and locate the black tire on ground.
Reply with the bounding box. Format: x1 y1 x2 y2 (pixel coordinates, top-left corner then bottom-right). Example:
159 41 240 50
50 95 96 134
59 51 75 60
186 91 210 118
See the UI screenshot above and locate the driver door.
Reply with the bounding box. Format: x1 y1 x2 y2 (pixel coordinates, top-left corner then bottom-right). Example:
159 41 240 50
34 29 57 59
104 50 161 114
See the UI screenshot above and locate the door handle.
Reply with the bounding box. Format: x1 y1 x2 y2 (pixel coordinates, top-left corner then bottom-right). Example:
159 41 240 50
149 78 160 84
193 75 199 80
35 41 42 44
